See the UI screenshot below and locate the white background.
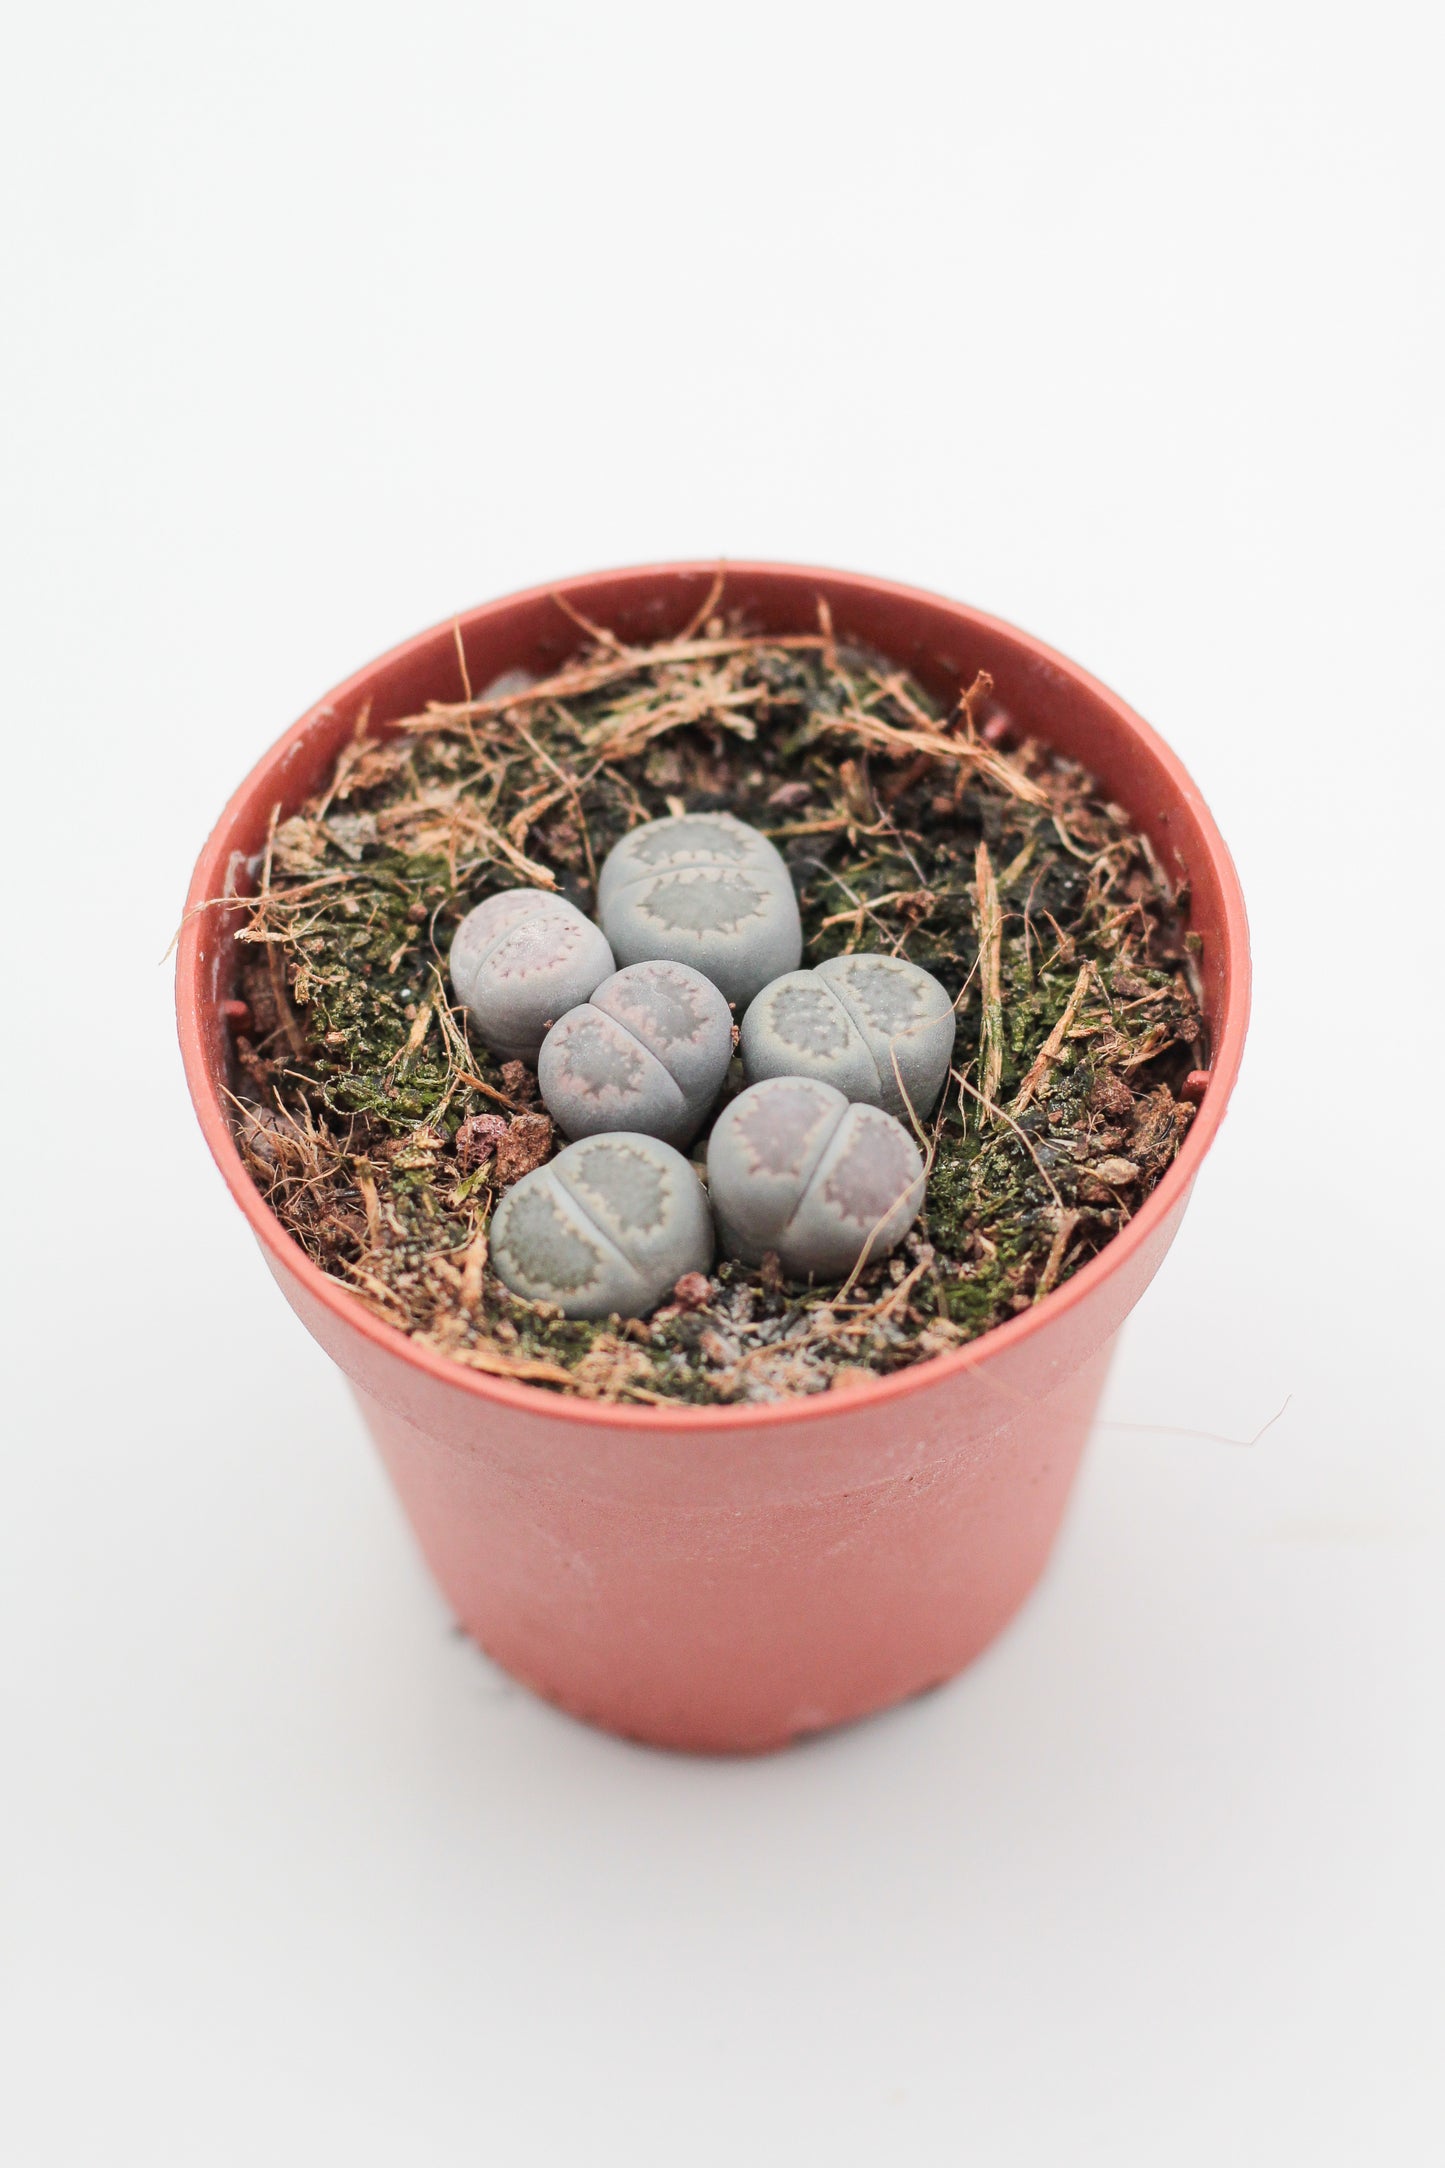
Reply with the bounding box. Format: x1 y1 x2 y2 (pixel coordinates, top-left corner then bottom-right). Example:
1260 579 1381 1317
3 4 1441 2162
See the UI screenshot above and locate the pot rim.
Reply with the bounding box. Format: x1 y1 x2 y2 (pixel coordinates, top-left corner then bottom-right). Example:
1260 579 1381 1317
177 559 1251 1432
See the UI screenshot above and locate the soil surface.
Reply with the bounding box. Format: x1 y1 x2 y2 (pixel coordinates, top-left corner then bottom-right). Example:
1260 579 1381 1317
226 591 1204 1403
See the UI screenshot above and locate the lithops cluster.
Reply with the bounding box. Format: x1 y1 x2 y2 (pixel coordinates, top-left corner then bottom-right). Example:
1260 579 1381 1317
538 960 733 1149
706 1077 925 1282
490 1132 713 1320
449 888 614 1061
741 953 956 1121
596 813 802 1009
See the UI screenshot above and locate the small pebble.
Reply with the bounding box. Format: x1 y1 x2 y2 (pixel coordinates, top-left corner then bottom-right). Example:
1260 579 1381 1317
538 959 732 1148
477 666 537 704
741 952 956 1120
706 1076 925 1282
490 1132 714 1321
596 813 802 1008
1091 1156 1140 1187
449 888 614 1061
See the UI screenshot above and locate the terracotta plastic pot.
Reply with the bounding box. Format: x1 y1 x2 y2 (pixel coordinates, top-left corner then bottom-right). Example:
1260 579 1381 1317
177 563 1249 1754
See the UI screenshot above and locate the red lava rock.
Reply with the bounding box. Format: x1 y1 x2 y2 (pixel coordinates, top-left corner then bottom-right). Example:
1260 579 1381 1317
672 1271 712 1312
493 1111 554 1185
455 1112 508 1173
1182 1069 1211 1104
220 998 253 1032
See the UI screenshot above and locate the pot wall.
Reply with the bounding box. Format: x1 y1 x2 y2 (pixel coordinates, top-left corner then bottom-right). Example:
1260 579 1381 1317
180 563 1249 1753
269 1194 1185 1750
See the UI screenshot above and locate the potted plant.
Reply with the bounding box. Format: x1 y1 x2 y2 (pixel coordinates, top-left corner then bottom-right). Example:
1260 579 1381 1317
176 562 1249 1753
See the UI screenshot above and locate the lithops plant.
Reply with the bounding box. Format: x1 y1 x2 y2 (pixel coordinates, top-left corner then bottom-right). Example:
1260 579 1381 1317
490 1132 713 1320
449 888 614 1062
706 1076 926 1282
538 960 733 1149
596 813 802 1009
741 953 956 1121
